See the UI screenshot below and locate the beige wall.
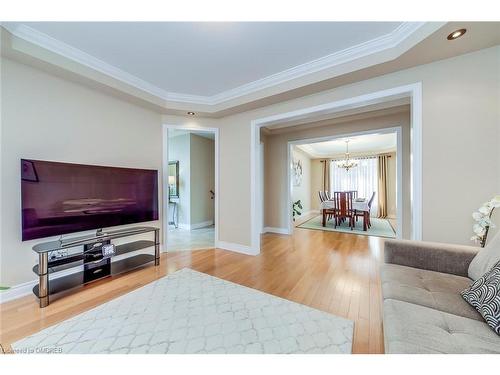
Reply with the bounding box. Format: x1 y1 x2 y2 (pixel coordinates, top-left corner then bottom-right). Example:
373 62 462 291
310 159 323 211
190 134 215 225
163 46 499 248
0 57 162 286
263 111 410 236
291 147 312 218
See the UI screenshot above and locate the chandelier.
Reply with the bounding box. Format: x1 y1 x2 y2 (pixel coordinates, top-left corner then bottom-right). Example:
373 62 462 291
336 140 358 172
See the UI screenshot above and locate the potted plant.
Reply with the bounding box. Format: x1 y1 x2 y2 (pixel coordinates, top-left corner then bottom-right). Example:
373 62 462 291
292 200 303 221
471 195 500 247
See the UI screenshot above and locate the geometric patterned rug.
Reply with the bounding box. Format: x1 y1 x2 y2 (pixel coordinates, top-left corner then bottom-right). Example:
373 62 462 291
12 268 353 354
298 215 396 239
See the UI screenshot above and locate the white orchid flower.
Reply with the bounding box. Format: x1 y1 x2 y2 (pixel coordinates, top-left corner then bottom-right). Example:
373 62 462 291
478 205 492 215
479 216 492 224
472 211 483 221
490 196 500 208
472 195 498 244
479 221 495 230
473 224 486 236
471 235 481 242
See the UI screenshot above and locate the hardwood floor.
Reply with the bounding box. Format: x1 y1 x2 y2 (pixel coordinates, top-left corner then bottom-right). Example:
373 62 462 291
0 228 385 354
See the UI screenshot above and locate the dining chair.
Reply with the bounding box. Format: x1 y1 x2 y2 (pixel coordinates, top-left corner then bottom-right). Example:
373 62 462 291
345 191 356 214
319 191 335 224
333 191 355 224
344 191 357 225
332 191 354 229
318 191 327 202
353 191 376 229
346 190 358 199
366 191 376 228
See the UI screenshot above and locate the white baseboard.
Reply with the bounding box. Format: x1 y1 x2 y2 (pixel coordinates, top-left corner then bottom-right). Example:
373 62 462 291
216 241 259 256
293 210 319 224
262 211 319 235
191 220 214 230
0 280 37 304
0 243 167 304
263 227 290 235
0 265 83 304
297 210 318 218
178 220 214 230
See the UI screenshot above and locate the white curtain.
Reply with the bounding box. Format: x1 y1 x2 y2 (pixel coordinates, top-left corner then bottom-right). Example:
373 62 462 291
330 157 378 216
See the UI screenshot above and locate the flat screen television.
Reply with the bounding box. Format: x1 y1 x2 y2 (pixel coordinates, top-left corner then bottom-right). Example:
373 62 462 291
21 159 159 241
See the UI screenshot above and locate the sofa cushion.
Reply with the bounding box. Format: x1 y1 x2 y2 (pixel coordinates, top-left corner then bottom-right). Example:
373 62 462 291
383 299 500 353
462 261 500 335
469 232 500 280
381 264 481 321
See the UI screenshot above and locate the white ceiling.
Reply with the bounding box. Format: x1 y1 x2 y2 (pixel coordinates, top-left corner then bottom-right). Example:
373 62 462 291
297 132 397 158
4 22 412 98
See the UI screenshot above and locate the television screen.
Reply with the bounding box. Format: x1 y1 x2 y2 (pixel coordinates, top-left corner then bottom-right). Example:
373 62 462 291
21 159 159 241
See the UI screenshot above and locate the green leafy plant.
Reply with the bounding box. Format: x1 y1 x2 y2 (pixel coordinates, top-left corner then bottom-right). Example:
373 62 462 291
292 200 303 221
0 286 10 291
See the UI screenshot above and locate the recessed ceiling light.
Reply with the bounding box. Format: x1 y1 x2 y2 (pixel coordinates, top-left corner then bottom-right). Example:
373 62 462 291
187 111 195 116
447 29 466 40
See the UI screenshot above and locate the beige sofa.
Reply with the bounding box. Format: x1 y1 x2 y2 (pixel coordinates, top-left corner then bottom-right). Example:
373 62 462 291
381 240 500 353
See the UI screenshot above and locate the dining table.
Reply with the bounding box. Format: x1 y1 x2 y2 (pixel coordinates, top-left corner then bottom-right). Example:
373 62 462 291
320 198 370 231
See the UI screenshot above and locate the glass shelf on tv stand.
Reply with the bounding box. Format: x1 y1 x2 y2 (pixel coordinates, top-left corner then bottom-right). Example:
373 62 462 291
32 226 160 308
32 226 159 253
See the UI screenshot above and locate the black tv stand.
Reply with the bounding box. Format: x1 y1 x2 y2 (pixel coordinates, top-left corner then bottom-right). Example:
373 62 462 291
32 226 160 308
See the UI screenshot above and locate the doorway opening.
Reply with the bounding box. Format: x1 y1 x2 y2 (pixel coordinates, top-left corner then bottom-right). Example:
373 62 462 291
162 126 219 252
252 83 422 254
289 128 402 239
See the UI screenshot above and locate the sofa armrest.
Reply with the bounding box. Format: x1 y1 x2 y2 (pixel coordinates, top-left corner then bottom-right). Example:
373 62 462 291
384 240 479 277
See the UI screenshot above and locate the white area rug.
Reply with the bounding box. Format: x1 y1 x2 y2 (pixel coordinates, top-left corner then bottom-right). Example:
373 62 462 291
12 268 353 354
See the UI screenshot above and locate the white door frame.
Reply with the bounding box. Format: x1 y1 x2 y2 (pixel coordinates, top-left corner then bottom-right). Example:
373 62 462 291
287 126 403 238
162 124 220 250
251 82 422 254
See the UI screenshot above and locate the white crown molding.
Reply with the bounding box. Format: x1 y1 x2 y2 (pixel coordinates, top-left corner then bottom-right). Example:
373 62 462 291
2 23 213 105
209 22 428 104
297 145 398 159
3 22 436 107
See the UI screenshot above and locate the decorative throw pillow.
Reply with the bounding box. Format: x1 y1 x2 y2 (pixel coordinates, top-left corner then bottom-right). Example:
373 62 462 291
462 260 500 335
468 232 500 280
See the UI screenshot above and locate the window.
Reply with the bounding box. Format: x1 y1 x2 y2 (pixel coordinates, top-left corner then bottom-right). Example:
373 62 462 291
330 157 378 216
